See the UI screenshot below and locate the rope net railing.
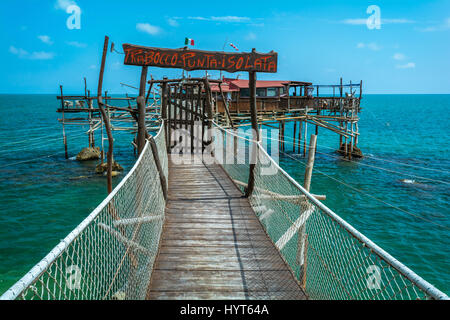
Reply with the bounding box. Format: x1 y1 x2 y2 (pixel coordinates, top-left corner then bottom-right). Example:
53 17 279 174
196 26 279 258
212 122 449 300
1 122 168 300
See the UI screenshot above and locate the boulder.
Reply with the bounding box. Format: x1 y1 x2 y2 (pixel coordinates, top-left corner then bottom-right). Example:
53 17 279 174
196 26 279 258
95 161 124 174
76 147 101 161
337 144 363 158
111 171 120 177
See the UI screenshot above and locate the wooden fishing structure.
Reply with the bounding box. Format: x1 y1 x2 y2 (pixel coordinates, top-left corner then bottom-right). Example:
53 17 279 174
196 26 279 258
57 38 362 182
56 39 359 295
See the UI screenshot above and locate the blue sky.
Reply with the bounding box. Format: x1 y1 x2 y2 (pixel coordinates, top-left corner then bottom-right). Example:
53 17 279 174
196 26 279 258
0 0 449 94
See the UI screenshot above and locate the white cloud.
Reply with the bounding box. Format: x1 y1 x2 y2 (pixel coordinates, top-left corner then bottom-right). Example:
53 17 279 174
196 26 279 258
111 61 121 70
38 35 53 45
342 18 414 25
367 43 381 50
356 42 381 51
9 46 28 58
66 41 87 48
9 46 54 60
54 0 76 10
245 32 257 40
188 16 251 23
343 19 367 25
396 62 415 69
211 16 250 22
29 51 54 60
167 18 179 27
418 17 450 32
393 53 405 60
383 19 415 24
136 23 161 35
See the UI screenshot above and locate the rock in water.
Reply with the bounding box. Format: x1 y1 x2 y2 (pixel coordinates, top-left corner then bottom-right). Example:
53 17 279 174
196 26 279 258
95 161 124 174
111 171 120 177
336 144 363 158
76 147 101 161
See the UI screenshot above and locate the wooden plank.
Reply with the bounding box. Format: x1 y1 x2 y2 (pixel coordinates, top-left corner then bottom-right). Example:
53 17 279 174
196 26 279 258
146 154 306 300
149 290 304 300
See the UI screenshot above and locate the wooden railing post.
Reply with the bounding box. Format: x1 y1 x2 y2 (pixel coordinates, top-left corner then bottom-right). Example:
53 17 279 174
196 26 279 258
137 66 148 155
161 78 169 151
304 134 317 192
297 134 317 285
245 66 259 198
149 136 168 201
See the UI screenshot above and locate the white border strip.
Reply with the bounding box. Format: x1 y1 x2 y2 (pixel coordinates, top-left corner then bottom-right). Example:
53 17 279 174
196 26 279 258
0 123 164 300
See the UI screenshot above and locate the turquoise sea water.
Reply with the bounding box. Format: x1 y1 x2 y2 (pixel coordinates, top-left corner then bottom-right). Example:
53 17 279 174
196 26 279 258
0 94 449 296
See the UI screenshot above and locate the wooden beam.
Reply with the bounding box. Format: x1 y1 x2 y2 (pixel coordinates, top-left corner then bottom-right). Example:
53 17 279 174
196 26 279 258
149 136 168 201
137 66 148 155
304 134 317 192
97 35 113 194
245 68 258 198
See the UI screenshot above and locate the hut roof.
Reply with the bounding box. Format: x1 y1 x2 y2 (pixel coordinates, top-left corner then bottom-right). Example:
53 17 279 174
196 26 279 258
222 78 312 90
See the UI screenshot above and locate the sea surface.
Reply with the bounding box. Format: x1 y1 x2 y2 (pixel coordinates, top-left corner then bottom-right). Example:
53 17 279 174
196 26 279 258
0 94 449 296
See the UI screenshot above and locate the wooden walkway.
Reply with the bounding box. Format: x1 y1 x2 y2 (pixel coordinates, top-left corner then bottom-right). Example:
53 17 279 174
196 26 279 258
146 154 307 300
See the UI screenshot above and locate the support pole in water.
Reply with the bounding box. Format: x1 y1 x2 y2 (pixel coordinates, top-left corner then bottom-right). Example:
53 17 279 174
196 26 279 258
293 121 297 152
97 35 113 194
59 85 69 159
304 134 317 192
298 134 317 288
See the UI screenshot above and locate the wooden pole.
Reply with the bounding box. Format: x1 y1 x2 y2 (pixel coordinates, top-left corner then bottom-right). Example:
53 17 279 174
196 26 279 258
245 68 259 198
293 121 297 152
97 35 113 193
84 77 90 148
360 80 363 99
278 120 282 151
149 136 168 201
137 66 148 155
339 77 343 151
167 84 172 152
161 77 168 149
298 120 302 153
219 83 234 128
303 116 308 157
203 77 214 153
59 85 69 160
145 75 154 106
304 134 317 192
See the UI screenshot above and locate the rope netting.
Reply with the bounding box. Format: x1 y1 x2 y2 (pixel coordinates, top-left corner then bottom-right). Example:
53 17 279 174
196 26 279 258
1 122 168 300
212 122 448 300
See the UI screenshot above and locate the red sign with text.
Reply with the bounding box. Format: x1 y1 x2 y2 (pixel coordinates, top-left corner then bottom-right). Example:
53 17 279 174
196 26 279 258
122 44 277 73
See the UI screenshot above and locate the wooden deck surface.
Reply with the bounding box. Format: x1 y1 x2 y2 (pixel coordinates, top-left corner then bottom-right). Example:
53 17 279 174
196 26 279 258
146 154 307 300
